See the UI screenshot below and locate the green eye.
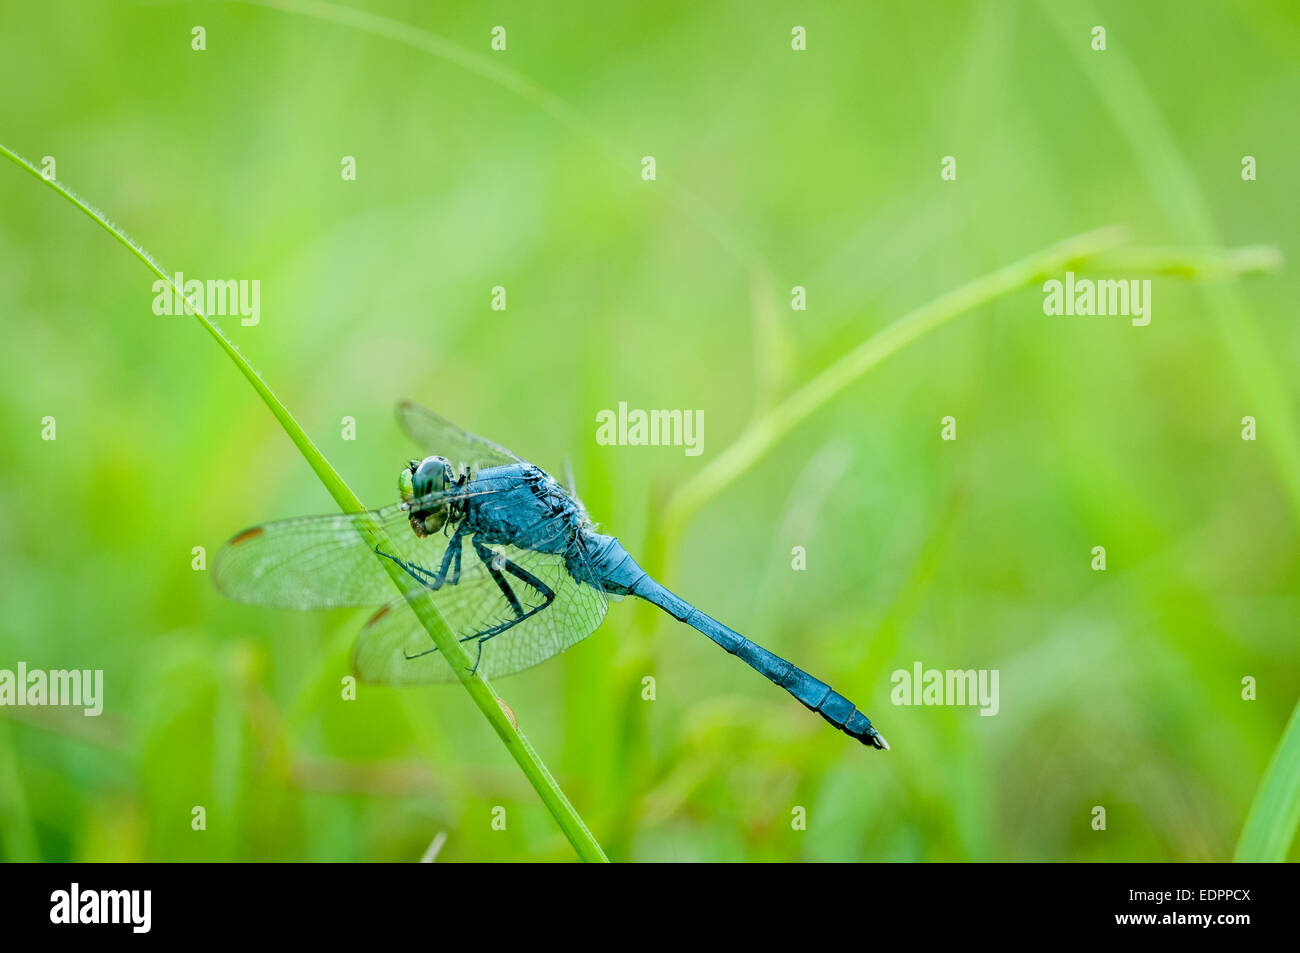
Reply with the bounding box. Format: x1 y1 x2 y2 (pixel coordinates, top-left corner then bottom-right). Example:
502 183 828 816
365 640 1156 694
398 467 415 502
412 455 451 497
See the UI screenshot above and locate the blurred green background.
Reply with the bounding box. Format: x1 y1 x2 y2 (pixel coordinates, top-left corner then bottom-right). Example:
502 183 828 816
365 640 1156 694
1 0 1298 862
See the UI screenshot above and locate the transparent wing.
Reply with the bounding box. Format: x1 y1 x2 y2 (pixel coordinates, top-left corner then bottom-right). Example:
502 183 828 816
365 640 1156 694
353 544 609 684
397 400 522 472
213 486 502 609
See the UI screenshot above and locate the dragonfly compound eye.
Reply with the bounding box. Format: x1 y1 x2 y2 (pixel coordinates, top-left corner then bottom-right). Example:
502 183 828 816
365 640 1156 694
412 455 453 497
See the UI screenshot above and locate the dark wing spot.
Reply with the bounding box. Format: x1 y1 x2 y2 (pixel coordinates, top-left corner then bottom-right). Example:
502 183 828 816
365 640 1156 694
230 526 265 545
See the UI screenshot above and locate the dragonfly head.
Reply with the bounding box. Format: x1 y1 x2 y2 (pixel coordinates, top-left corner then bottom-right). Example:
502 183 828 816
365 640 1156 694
402 455 455 536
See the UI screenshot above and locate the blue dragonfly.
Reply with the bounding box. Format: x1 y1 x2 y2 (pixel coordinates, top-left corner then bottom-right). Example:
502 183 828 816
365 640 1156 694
214 402 887 749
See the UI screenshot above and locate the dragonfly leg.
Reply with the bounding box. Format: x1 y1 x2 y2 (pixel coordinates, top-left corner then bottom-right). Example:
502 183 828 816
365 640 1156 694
475 538 524 616
449 533 464 585
403 627 489 661
437 523 470 587
469 637 486 676
399 541 558 673
375 523 468 591
452 541 559 674
473 540 557 630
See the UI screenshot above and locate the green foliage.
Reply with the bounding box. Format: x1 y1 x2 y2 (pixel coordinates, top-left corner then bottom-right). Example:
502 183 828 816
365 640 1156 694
1236 698 1300 861
1 0 1297 861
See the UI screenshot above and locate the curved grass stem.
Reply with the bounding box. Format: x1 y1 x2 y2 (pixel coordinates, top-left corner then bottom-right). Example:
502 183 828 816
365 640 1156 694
0 142 607 863
659 226 1282 555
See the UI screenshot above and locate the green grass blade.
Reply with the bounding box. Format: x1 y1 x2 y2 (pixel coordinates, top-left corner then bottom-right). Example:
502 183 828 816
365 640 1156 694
0 142 608 863
0 720 40 861
658 226 1282 551
659 226 1129 544
1235 697 1300 862
1040 0 1300 531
